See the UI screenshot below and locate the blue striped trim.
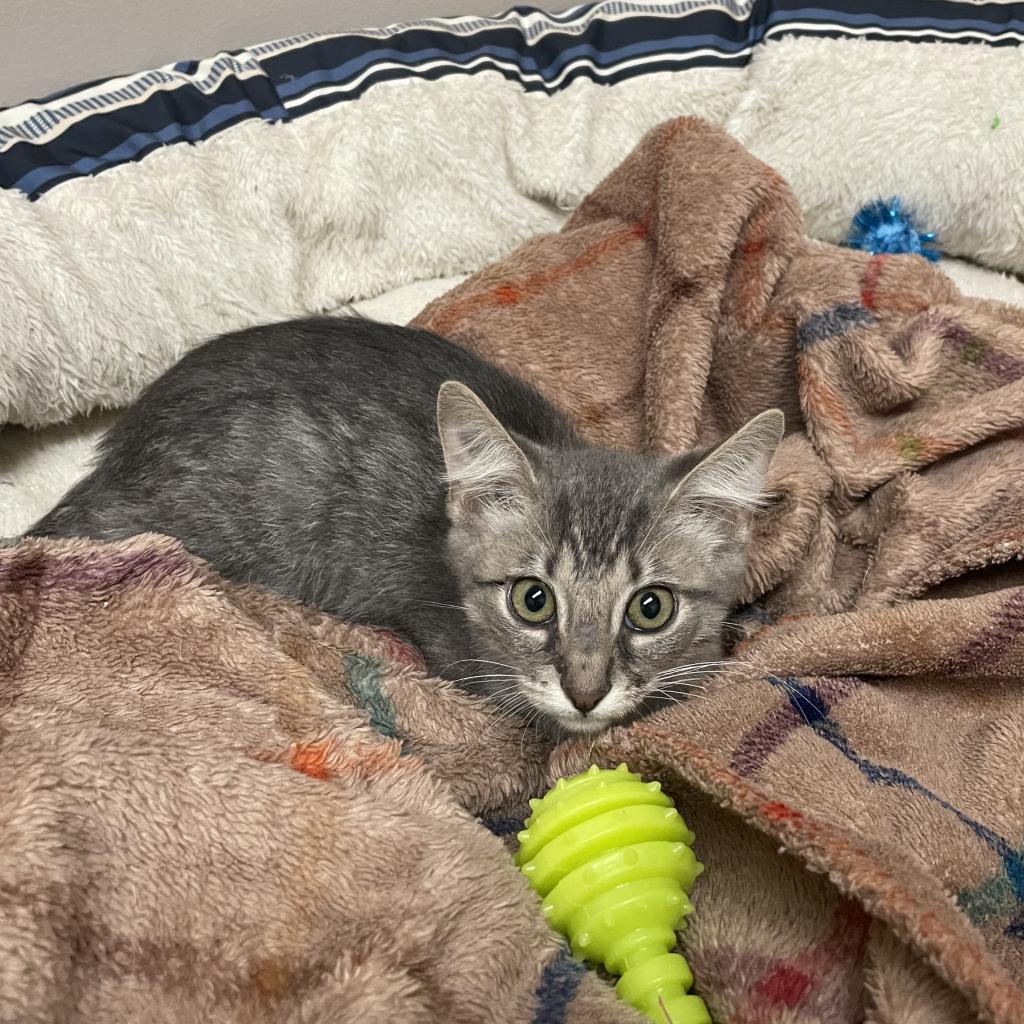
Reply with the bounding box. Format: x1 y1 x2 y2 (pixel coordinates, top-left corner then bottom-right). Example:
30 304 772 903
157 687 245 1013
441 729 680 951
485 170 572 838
2 0 1022 199
0 54 267 146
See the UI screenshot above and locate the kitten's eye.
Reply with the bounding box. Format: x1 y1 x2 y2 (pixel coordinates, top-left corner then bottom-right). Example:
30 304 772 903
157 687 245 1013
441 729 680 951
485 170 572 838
625 586 675 631
509 577 556 624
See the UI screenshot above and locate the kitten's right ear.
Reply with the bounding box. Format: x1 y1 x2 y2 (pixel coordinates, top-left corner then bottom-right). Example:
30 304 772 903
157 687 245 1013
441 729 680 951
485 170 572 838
436 381 535 518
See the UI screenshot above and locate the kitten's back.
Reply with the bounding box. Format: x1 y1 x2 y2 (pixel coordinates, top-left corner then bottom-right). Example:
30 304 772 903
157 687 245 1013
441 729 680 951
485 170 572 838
32 317 574 659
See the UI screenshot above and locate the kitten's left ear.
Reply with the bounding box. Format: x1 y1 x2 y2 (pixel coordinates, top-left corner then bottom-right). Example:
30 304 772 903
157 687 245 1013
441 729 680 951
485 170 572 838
436 381 536 519
668 409 784 539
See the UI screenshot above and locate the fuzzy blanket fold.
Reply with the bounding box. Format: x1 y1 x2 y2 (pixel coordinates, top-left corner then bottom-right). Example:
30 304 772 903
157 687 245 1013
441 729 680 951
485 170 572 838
0 537 631 1024
2 118 1023 1024
413 117 1024 1021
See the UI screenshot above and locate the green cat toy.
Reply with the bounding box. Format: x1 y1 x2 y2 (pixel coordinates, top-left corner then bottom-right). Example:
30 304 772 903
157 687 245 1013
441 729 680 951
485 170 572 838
516 764 711 1024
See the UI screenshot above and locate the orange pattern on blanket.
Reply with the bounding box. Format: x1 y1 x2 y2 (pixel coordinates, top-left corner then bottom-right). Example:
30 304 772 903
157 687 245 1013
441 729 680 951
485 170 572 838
426 222 649 335
288 740 336 780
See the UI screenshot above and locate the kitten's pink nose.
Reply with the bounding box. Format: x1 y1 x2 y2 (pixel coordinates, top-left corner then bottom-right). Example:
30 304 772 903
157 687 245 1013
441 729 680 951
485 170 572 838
563 680 610 714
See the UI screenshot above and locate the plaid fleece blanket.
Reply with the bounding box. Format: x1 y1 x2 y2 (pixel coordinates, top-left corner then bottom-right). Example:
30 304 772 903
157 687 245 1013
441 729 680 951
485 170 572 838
2 118 1022 1023
414 118 1024 1022
0 537 633 1024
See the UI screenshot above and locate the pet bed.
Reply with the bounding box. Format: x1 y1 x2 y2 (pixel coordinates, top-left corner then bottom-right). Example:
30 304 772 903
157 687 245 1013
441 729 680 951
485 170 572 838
1 3 1023 1022
3 0 1024 535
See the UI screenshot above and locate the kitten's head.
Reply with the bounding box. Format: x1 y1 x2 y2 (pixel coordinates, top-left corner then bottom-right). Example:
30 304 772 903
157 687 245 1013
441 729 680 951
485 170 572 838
436 381 783 736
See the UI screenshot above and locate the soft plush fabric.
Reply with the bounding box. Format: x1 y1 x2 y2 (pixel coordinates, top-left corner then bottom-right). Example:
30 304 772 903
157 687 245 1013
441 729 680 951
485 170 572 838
0 534 635 1024
0 66 739 429
3 118 1023 1024
411 117 1024 1020
726 35 1024 272
2 1 1024 432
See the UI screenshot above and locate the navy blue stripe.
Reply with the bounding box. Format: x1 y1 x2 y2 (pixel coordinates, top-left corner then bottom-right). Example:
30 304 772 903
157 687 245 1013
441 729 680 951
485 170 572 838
0 71 286 194
258 14 755 103
795 302 875 349
772 26 1024 45
4 0 1023 200
4 110 267 197
532 950 586 1024
284 47 751 120
769 677 1024 915
271 32 753 100
757 0 1024 30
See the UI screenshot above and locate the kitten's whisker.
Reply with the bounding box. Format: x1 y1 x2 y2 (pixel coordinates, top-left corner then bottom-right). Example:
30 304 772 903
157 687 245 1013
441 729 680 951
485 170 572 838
470 677 527 697
520 706 544 757
479 697 525 715
644 687 691 700
484 682 533 704
455 673 528 683
477 692 533 720
648 691 742 712
482 687 532 706
442 657 522 673
653 658 728 675
482 689 529 709
644 688 723 706
767 673 815 728
478 694 534 739
457 672 526 678
656 658 729 670
652 666 725 684
653 673 714 684
413 600 470 613
681 706 706 738
483 696 531 719
644 686 708 736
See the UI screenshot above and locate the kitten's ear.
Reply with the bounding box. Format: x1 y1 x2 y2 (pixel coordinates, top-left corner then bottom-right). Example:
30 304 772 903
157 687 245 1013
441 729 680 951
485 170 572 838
436 381 535 518
667 409 784 539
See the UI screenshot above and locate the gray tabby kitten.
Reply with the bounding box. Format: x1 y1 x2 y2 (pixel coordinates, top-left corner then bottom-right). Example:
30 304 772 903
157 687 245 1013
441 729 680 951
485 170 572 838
32 317 782 735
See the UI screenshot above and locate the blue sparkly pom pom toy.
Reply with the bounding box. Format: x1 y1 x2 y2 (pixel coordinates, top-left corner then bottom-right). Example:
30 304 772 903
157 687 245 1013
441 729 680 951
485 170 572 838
845 197 941 262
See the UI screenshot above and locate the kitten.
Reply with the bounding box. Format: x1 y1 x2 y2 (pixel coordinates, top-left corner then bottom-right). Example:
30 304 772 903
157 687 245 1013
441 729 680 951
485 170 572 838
31 317 782 735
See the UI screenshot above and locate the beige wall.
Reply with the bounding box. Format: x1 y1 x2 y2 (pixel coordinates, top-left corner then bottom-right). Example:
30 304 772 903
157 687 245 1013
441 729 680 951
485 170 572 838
1 0 497 107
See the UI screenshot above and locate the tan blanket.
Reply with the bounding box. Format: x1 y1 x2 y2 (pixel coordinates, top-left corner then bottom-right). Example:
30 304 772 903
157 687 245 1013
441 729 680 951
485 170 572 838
0 537 633 1023
2 118 1023 1024
413 118 1024 1022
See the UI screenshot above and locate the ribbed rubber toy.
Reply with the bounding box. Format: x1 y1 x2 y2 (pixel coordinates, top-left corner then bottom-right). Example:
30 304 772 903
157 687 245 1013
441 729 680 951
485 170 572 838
516 764 711 1024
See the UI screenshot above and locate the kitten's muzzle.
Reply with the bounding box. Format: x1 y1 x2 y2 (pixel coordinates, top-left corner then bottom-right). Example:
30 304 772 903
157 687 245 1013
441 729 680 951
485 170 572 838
562 677 611 714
